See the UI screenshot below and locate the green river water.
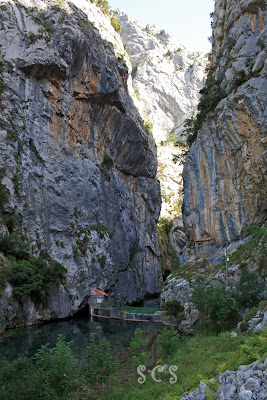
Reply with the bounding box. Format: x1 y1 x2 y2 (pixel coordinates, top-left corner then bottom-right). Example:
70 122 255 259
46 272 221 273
0 314 162 362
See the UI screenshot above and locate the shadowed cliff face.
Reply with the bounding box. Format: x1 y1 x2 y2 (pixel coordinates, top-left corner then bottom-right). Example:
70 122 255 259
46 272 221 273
0 0 162 325
183 0 266 245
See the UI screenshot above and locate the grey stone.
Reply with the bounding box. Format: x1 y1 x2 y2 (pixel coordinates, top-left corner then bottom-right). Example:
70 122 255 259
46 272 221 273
217 383 237 400
182 0 267 251
238 390 253 400
252 50 266 74
241 377 261 391
0 0 162 327
199 382 209 394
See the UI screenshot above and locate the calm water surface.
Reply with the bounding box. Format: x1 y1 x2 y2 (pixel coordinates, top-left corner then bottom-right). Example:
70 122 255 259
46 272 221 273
0 314 163 362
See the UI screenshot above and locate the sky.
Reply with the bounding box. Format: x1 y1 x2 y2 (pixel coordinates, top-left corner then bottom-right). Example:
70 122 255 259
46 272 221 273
108 0 214 53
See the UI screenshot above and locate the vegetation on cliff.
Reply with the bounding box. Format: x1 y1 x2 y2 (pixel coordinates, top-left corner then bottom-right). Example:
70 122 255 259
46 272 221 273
0 174 67 307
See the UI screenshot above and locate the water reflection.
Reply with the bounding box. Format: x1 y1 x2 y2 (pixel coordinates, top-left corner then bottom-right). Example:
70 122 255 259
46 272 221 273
0 315 162 361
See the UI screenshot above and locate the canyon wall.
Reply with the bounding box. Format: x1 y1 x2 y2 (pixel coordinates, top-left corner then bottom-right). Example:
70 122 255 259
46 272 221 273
183 0 267 245
0 0 162 326
114 12 206 219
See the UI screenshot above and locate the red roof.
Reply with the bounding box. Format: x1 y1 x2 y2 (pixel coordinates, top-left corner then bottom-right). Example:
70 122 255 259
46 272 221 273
194 237 214 242
90 289 107 296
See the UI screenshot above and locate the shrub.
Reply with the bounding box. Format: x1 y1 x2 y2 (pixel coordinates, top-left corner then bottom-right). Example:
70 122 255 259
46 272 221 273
163 299 185 322
28 31 39 43
227 37 236 53
157 326 180 361
96 0 110 15
0 77 5 95
144 120 153 135
192 281 240 329
236 267 265 309
0 182 9 209
165 49 172 57
102 152 114 169
231 70 247 90
110 17 121 33
0 232 30 260
240 327 267 363
0 335 80 400
2 210 23 233
83 337 117 384
184 66 226 146
129 328 148 372
5 257 66 303
35 335 80 396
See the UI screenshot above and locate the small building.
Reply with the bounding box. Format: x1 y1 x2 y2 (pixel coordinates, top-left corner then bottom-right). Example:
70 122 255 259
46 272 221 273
194 237 215 257
89 285 108 316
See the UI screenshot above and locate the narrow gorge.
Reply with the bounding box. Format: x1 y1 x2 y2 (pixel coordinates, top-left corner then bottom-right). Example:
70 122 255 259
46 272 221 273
0 0 266 339
0 0 266 399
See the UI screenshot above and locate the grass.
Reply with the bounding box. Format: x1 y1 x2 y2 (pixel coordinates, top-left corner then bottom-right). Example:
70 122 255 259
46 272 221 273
103 327 267 400
121 306 159 315
168 258 209 282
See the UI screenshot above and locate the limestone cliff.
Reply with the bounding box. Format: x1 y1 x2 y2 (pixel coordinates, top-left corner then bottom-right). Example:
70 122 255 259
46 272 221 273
183 0 267 245
113 12 207 219
115 12 207 144
0 0 162 328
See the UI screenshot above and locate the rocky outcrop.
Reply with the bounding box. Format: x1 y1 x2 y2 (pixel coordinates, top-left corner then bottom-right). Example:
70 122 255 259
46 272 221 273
183 0 267 246
114 12 206 220
116 12 206 143
0 0 162 327
181 358 267 400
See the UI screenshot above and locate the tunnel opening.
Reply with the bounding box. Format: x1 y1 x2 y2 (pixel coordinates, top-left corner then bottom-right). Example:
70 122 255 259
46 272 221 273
74 303 90 316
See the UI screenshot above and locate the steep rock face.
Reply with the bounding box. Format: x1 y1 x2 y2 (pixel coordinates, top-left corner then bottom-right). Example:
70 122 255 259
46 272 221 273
0 0 161 326
114 12 206 220
183 0 267 245
116 12 206 143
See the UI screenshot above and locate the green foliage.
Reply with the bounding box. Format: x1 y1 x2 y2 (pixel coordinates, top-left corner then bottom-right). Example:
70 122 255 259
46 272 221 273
192 263 265 330
144 120 153 135
102 152 114 169
239 307 258 332
192 281 240 329
240 328 267 363
165 49 172 57
0 335 80 400
91 222 115 239
110 17 121 33
0 77 5 95
6 257 66 303
28 31 39 43
83 337 117 384
227 37 236 52
231 70 247 90
236 267 265 309
184 63 226 146
96 0 110 15
35 334 81 397
105 328 267 400
12 171 21 194
157 326 180 361
0 230 66 304
0 232 30 260
129 328 148 353
97 254 106 268
134 87 141 101
0 180 10 209
2 210 23 233
163 299 185 321
129 328 148 371
121 305 158 315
